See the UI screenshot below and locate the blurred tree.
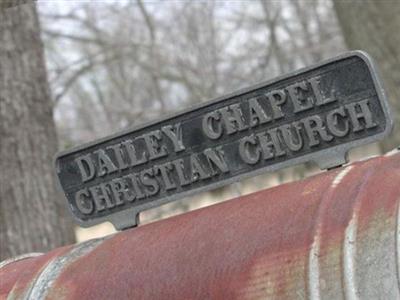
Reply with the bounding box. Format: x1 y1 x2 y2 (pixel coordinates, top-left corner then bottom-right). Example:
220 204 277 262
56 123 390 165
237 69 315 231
37 1 346 221
0 1 75 260
334 0 400 152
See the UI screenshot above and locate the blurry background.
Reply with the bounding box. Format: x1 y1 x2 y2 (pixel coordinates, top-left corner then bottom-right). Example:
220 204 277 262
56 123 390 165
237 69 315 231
1 0 399 260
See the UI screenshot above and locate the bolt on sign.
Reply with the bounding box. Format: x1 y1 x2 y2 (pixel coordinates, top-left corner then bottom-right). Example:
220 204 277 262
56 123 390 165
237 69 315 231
55 51 393 230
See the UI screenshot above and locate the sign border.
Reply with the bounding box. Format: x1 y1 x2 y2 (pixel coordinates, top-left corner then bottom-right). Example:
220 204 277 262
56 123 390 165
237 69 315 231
54 50 393 229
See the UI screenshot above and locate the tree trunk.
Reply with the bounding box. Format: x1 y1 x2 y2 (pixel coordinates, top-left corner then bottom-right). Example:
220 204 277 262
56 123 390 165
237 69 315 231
0 2 75 260
334 0 400 152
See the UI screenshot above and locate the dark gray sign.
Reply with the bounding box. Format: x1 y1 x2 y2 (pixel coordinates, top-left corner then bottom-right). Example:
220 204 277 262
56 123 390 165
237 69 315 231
55 51 392 229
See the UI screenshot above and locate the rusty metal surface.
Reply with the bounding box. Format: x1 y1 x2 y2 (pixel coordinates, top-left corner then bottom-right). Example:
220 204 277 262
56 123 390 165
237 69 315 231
1 150 400 300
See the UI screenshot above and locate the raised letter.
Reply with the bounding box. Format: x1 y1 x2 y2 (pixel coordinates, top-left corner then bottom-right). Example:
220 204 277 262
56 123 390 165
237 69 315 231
161 123 186 153
248 97 271 127
75 188 94 215
155 162 176 191
286 81 314 113
280 124 303 152
107 143 129 170
257 129 286 160
172 158 191 186
89 183 114 212
140 169 160 197
204 147 229 174
202 111 222 140
326 107 349 137
190 154 211 181
110 178 135 205
239 135 261 165
266 90 286 119
220 104 248 135
94 149 118 177
75 154 95 183
301 115 333 147
142 130 168 161
125 173 145 200
122 139 147 167
345 100 377 132
309 77 336 106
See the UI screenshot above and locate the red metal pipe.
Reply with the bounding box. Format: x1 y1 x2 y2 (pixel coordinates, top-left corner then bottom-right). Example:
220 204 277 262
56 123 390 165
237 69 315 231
1 150 400 299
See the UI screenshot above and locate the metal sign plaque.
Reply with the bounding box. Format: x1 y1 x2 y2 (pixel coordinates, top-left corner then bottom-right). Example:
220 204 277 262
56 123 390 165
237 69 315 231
55 51 393 229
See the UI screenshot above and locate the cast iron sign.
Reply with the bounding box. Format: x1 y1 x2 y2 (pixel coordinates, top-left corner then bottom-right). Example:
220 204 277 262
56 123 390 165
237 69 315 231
55 51 393 229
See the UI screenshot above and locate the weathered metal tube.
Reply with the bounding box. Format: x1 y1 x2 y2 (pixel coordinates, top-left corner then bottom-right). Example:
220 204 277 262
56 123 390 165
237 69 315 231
1 150 400 299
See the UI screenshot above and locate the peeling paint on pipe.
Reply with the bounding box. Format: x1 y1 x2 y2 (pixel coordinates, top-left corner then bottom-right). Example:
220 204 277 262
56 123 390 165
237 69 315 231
1 151 400 300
